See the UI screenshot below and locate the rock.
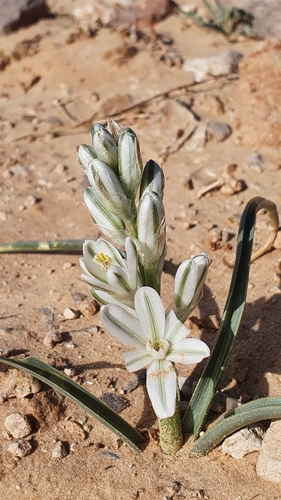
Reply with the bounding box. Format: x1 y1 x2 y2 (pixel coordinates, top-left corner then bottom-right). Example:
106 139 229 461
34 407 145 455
222 425 265 459
24 194 38 206
43 330 62 348
79 301 99 317
101 393 129 413
256 420 281 482
4 164 29 177
206 121 232 142
1 369 41 400
8 440 32 458
183 49 243 83
0 0 51 34
28 390 64 430
4 413 32 438
64 421 86 442
52 441 68 459
63 308 80 320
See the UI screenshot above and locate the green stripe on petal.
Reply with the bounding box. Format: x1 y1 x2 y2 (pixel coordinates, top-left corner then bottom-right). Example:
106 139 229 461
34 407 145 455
146 359 177 419
101 305 146 348
134 287 165 341
124 349 152 372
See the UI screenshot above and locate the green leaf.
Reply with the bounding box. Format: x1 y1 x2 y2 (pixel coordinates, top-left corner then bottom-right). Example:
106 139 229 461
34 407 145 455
182 196 279 437
190 397 281 457
0 356 145 451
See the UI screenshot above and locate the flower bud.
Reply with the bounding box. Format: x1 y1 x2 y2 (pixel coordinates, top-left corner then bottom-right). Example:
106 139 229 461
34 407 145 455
174 252 209 322
90 123 118 172
87 159 137 222
84 187 128 248
137 192 166 272
77 144 97 173
107 118 123 143
140 159 165 199
118 127 143 201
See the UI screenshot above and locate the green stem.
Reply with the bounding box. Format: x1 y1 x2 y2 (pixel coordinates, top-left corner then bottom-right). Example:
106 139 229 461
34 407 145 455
190 397 281 457
159 400 183 454
0 240 84 253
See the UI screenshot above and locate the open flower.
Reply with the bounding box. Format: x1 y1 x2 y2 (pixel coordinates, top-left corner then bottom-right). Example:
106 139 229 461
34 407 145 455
101 287 210 419
80 237 140 308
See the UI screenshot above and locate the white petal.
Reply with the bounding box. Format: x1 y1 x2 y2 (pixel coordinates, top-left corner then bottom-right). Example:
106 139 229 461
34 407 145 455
123 348 152 372
106 265 132 294
166 338 210 364
164 310 190 342
146 359 177 419
80 272 117 293
125 238 139 290
81 241 107 282
134 287 165 341
174 259 198 309
101 304 147 348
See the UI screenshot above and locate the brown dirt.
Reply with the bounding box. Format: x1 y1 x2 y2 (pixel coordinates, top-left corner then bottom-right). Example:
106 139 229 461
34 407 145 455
0 1 281 499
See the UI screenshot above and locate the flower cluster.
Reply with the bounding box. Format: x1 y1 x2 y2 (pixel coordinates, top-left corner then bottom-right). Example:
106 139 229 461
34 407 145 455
78 119 210 419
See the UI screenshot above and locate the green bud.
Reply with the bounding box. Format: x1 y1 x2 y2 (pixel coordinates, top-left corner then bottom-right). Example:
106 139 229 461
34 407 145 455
77 144 97 173
88 159 137 222
90 123 118 171
118 127 143 201
140 159 165 199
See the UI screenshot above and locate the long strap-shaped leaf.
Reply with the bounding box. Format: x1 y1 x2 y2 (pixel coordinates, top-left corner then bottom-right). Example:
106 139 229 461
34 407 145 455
0 240 84 253
182 197 279 436
190 397 281 457
0 356 145 451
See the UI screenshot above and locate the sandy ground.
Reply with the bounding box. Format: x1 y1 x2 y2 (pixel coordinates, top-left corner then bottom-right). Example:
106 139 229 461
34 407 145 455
0 1 281 498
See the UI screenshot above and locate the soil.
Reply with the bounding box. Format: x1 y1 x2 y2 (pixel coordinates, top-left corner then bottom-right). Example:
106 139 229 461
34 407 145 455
0 1 281 499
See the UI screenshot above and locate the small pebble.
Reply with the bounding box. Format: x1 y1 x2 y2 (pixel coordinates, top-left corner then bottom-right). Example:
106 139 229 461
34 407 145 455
63 308 80 320
52 441 68 459
64 421 86 441
64 368 75 377
4 165 29 177
62 262 73 270
24 195 37 206
71 292 87 305
66 342 76 349
222 426 264 459
43 330 62 348
8 440 32 458
5 413 32 439
79 301 99 317
101 393 129 413
55 163 68 174
206 121 232 142
0 211 7 221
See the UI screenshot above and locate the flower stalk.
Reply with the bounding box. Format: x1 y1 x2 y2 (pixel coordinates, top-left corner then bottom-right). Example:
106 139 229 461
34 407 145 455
159 399 183 454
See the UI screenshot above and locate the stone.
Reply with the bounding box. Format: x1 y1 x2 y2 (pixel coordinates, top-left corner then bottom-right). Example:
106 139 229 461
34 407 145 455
101 393 129 413
206 121 232 142
64 421 86 442
63 308 80 320
8 440 32 458
183 49 243 83
222 425 264 459
4 413 32 439
0 0 51 34
51 441 68 459
256 420 281 482
43 330 62 348
1 369 41 400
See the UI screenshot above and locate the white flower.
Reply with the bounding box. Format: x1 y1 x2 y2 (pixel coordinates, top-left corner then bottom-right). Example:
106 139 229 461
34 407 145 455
100 287 210 419
80 237 140 308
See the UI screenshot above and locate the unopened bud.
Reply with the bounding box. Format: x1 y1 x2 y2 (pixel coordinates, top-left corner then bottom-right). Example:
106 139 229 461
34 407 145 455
90 123 118 171
140 159 165 199
118 127 143 201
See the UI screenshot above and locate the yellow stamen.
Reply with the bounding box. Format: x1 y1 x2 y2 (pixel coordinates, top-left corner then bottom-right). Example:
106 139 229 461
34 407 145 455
93 252 112 271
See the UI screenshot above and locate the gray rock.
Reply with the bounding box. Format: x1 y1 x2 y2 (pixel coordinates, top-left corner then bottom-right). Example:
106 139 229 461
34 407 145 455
101 393 129 413
0 0 51 34
8 440 32 457
206 121 232 142
222 425 265 459
51 441 68 459
4 413 32 439
256 420 281 482
183 49 243 83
